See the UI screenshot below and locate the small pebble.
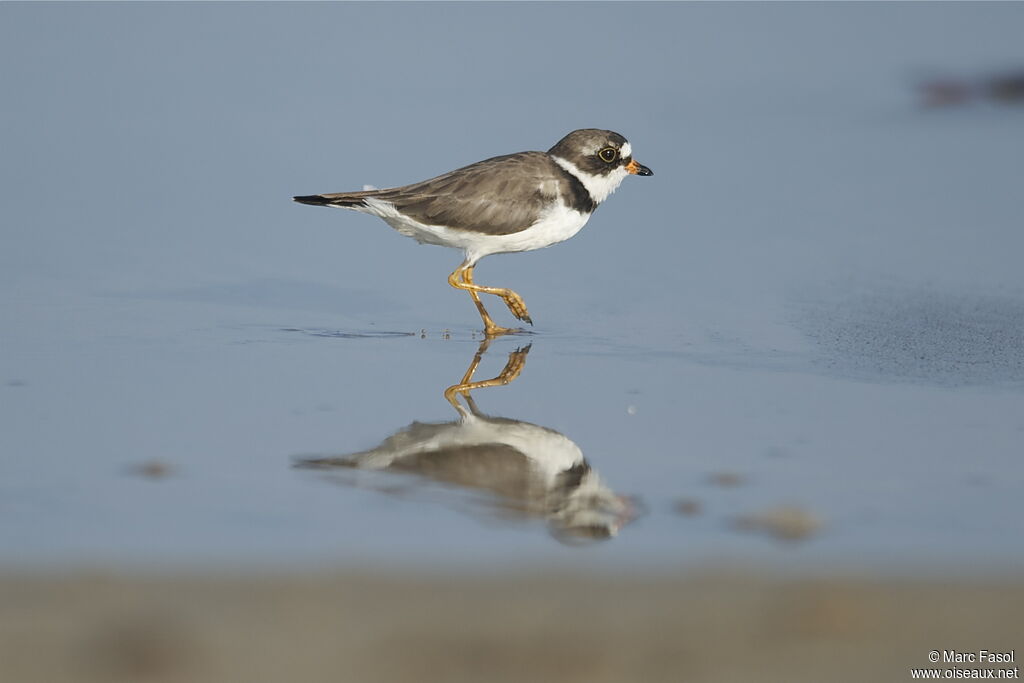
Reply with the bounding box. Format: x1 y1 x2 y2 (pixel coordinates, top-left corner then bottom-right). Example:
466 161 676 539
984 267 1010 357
734 505 822 541
707 471 745 488
674 499 702 516
127 461 174 479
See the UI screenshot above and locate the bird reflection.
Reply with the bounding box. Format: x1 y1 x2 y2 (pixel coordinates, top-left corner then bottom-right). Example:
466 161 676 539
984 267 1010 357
295 340 635 543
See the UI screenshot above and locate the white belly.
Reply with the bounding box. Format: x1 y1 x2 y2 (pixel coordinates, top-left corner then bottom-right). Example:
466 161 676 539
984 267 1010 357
355 198 591 264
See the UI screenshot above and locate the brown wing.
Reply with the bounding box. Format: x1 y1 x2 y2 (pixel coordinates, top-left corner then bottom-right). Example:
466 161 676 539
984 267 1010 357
298 152 568 236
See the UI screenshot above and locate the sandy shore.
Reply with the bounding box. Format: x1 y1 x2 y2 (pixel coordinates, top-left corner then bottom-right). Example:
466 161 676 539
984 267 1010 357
2 570 1021 683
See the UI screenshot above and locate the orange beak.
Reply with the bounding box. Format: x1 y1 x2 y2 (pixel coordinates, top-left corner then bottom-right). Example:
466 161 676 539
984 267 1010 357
626 159 653 176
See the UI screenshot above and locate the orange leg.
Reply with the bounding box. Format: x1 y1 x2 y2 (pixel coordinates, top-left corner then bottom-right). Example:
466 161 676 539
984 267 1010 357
447 262 532 336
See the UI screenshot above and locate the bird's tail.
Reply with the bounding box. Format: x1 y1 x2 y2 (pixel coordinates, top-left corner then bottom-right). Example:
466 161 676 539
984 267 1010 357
293 189 383 208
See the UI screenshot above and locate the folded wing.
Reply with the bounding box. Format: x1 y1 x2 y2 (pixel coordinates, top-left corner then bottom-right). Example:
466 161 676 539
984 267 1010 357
295 152 566 236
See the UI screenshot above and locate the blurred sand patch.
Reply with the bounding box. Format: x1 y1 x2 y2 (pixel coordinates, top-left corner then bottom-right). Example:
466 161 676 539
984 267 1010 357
1 571 1020 683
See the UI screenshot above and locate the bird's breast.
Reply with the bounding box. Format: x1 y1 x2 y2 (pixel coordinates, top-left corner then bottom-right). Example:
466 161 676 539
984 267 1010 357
524 203 591 250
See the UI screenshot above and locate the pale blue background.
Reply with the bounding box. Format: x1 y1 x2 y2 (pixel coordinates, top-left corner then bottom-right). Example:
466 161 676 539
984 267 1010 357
2 3 1023 572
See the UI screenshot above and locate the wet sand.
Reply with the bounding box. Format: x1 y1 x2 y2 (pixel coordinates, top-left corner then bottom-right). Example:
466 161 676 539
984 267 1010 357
3 570 1021 683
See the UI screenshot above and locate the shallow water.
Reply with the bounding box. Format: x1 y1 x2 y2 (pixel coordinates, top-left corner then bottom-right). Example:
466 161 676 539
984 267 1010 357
3 284 1022 572
2 3 1023 574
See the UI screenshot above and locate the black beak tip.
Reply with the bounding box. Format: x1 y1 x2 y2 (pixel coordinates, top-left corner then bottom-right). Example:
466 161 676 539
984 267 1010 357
638 166 653 177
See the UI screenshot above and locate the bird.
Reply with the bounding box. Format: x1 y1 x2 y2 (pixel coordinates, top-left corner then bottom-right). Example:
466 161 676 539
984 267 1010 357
293 129 652 336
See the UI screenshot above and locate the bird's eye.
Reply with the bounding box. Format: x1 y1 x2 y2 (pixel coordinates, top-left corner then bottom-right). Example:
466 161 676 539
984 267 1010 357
598 147 618 163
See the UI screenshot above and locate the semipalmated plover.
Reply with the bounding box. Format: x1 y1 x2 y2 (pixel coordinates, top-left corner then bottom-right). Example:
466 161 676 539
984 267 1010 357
294 129 652 335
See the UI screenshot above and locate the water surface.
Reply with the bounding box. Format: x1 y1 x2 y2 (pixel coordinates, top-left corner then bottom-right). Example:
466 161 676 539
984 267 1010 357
2 2 1023 574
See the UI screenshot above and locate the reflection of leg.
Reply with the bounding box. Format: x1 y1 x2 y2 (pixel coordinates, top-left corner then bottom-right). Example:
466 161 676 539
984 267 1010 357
447 262 532 336
462 392 483 417
457 337 492 386
445 338 490 410
459 344 530 392
444 342 532 410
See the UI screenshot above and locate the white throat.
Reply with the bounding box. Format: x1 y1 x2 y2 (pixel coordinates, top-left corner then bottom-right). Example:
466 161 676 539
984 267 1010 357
552 155 628 205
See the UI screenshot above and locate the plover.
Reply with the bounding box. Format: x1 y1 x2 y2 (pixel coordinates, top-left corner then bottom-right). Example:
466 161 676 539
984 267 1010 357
294 129 652 336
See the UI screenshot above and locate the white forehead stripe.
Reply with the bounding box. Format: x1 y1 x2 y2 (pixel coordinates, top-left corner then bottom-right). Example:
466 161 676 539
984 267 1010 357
620 141 632 158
